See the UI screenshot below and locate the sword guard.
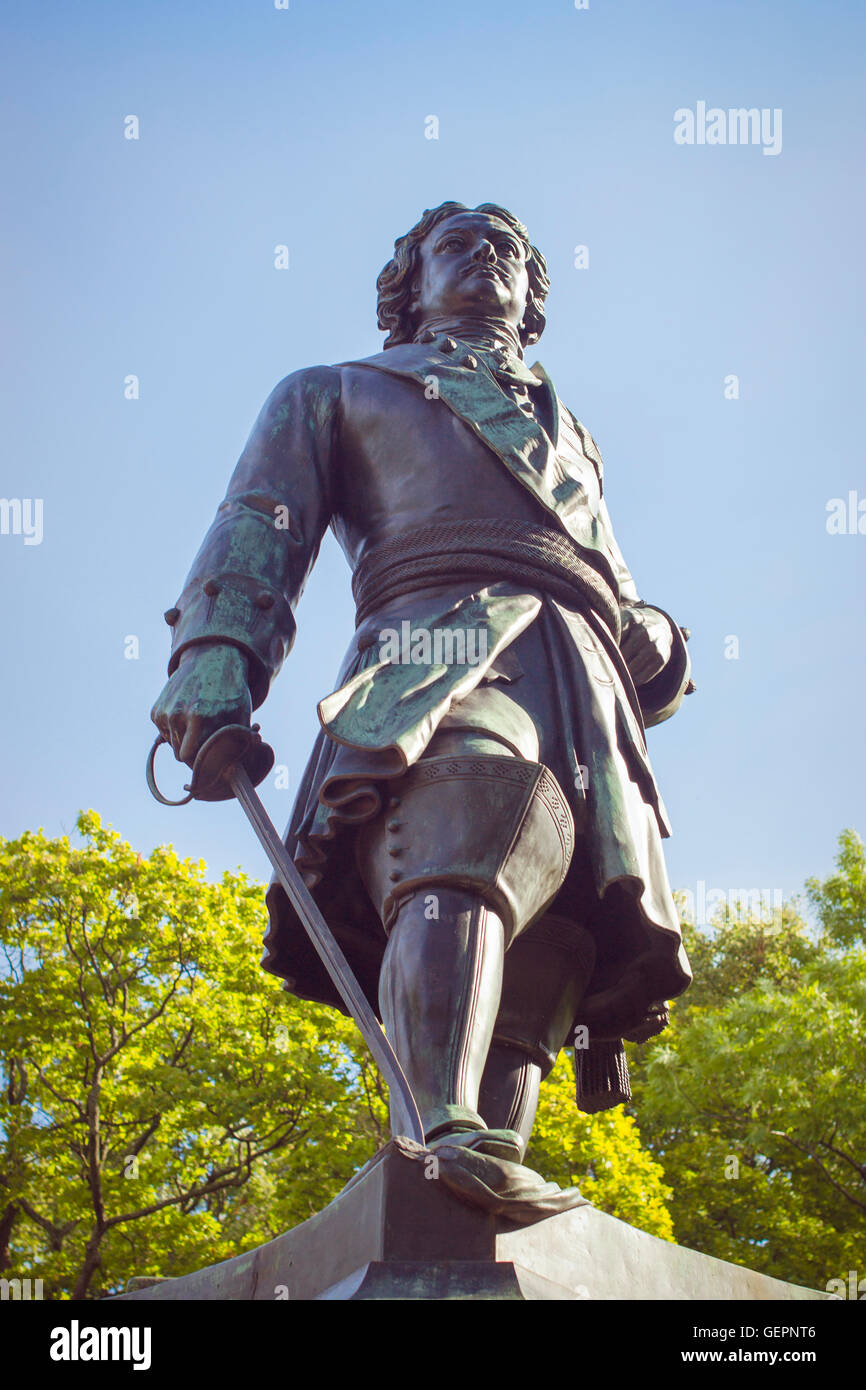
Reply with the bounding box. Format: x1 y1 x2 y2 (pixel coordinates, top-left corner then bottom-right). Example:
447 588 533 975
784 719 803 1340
146 724 275 805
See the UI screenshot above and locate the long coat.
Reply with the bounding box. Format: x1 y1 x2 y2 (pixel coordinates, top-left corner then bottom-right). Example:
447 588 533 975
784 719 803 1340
163 338 693 1097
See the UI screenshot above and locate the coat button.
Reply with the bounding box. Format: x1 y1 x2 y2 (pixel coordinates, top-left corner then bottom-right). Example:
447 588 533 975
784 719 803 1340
680 627 691 642
256 591 275 610
389 870 401 882
463 354 478 369
164 607 180 626
203 579 220 597
440 337 457 354
387 820 400 832
389 796 401 809
417 328 437 344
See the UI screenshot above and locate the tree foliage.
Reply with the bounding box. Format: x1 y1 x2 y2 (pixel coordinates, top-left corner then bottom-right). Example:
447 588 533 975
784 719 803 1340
0 812 677 1297
630 829 866 1291
15 818 859 1297
0 813 383 1299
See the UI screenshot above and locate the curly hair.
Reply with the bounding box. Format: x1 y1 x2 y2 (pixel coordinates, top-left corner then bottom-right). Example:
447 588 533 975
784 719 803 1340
376 201 550 350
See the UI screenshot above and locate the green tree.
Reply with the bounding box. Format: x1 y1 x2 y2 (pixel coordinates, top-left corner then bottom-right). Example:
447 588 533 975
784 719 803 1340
630 830 866 1291
1 812 680 1297
0 813 380 1299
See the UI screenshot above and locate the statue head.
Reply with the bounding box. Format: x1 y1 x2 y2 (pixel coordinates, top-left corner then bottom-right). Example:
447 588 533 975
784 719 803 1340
377 202 550 350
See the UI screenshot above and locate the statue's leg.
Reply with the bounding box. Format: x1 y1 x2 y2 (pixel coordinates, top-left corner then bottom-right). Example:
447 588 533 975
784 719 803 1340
375 884 506 1145
355 725 574 1161
479 914 596 1151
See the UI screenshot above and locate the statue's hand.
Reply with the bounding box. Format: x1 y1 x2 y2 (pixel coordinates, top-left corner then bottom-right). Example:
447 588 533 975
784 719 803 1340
619 606 673 686
150 643 252 767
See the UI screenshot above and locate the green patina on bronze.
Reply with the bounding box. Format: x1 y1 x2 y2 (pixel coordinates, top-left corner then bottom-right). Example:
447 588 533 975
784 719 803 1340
318 587 540 759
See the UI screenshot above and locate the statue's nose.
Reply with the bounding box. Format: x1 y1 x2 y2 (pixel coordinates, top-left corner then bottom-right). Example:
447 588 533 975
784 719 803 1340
471 239 497 263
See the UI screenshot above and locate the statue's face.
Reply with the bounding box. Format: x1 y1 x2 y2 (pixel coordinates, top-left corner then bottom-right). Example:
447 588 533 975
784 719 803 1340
410 211 530 329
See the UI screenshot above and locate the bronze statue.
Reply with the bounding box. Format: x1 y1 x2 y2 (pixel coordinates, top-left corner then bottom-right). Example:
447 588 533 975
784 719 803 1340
151 201 693 1191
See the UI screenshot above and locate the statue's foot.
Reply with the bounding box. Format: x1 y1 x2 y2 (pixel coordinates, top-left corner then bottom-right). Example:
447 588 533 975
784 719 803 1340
393 1135 589 1224
427 1126 525 1164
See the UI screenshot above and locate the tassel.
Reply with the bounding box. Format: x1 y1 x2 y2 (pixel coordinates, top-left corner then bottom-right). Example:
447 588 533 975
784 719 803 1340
575 1038 631 1113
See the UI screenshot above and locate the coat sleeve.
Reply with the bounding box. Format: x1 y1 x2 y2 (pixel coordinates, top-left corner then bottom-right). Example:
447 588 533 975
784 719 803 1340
162 366 341 709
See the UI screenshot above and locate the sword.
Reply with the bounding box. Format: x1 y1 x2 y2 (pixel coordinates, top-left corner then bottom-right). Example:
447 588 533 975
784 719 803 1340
147 723 424 1145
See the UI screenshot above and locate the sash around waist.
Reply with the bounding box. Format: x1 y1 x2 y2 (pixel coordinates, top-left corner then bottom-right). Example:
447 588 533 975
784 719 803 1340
351 519 622 640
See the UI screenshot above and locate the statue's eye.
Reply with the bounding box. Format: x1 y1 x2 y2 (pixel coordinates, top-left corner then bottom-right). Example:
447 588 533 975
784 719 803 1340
441 238 464 251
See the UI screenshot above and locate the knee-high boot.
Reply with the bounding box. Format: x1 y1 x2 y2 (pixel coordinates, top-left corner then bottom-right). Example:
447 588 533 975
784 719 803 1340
378 887 505 1143
479 915 596 1152
477 1044 543 1154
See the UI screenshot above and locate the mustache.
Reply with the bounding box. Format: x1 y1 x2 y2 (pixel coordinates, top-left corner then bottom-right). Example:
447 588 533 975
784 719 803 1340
461 263 505 281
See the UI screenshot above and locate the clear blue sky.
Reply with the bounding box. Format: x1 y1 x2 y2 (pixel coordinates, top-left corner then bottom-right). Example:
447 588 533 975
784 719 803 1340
2 0 863 914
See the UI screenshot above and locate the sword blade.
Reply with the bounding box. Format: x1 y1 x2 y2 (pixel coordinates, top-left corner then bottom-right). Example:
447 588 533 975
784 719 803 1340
228 764 425 1146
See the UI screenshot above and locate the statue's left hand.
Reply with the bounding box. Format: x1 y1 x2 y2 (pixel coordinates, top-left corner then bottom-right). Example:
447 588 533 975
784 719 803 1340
619 606 673 686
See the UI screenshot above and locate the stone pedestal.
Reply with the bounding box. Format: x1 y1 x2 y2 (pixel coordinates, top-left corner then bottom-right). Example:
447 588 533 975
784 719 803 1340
117 1141 827 1301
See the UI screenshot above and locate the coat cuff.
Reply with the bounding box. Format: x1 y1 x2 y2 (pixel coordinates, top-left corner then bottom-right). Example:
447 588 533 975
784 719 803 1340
625 603 693 727
164 574 296 709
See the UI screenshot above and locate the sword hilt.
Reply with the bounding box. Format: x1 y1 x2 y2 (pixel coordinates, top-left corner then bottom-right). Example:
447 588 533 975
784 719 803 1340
146 723 275 805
